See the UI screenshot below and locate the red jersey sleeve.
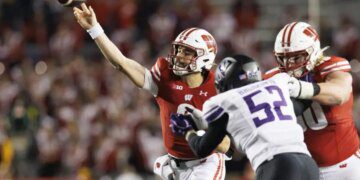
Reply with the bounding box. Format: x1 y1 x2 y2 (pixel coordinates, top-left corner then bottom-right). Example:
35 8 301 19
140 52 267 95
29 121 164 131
150 57 178 100
315 56 351 79
150 57 170 85
263 67 281 80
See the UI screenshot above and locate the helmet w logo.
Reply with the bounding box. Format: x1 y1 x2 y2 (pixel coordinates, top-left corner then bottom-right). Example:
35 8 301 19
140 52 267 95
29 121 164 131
201 35 217 53
184 94 193 101
303 27 319 40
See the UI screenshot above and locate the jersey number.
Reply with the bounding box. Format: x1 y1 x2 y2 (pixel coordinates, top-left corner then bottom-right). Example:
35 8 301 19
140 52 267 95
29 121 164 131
243 85 292 128
297 102 328 131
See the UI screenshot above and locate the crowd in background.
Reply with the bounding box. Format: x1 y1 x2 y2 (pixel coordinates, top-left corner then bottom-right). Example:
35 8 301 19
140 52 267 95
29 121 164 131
0 0 359 179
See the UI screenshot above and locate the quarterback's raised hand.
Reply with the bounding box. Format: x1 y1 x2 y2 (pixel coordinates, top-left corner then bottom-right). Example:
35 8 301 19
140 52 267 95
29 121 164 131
73 3 98 30
72 3 146 88
170 114 193 136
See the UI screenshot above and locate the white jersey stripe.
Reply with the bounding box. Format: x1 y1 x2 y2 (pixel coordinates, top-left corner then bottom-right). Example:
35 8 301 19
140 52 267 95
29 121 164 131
321 61 349 71
218 154 224 180
320 65 351 75
154 63 161 77
265 67 280 75
143 69 159 96
213 153 222 180
151 68 160 81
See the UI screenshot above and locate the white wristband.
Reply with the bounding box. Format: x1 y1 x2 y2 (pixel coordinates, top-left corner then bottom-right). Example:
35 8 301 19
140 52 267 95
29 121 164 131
86 23 104 39
298 81 315 99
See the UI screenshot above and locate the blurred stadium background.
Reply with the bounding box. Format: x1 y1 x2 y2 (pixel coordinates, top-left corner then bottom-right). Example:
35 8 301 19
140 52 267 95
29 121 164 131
0 0 359 179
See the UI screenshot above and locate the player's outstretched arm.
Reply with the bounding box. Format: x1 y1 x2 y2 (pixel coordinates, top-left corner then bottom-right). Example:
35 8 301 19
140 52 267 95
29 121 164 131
183 105 230 153
73 3 146 88
186 113 230 158
289 71 352 106
314 71 352 105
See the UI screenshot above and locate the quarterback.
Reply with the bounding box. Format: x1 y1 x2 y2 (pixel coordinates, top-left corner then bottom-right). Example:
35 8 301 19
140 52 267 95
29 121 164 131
73 3 229 180
266 21 360 180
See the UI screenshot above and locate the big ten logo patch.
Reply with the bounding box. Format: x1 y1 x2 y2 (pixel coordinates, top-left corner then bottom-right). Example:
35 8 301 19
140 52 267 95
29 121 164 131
173 85 183 90
184 94 193 101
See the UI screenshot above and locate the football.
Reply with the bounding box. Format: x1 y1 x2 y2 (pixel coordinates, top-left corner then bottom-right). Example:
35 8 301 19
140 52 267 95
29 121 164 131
58 0 86 7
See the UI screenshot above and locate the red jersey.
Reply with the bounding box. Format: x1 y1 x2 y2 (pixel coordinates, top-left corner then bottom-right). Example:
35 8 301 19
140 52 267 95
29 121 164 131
150 57 216 159
265 56 359 167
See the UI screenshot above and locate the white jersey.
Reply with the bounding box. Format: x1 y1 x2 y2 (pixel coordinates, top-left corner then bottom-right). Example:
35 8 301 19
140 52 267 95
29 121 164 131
202 73 310 171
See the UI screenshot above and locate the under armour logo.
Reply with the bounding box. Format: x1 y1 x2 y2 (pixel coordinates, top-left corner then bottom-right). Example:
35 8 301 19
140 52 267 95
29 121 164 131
339 163 347 168
199 90 208 97
184 94 193 101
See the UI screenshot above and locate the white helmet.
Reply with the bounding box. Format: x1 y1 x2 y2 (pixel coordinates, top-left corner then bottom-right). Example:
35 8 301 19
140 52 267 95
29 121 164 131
274 22 326 77
168 28 217 76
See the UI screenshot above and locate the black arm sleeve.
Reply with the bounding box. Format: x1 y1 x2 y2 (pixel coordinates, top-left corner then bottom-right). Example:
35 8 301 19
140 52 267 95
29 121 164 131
187 113 229 158
291 98 312 116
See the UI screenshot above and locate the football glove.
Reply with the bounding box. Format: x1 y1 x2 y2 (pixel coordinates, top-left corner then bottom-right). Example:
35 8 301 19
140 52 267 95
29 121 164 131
177 104 208 130
184 106 208 130
288 77 320 99
170 113 193 136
